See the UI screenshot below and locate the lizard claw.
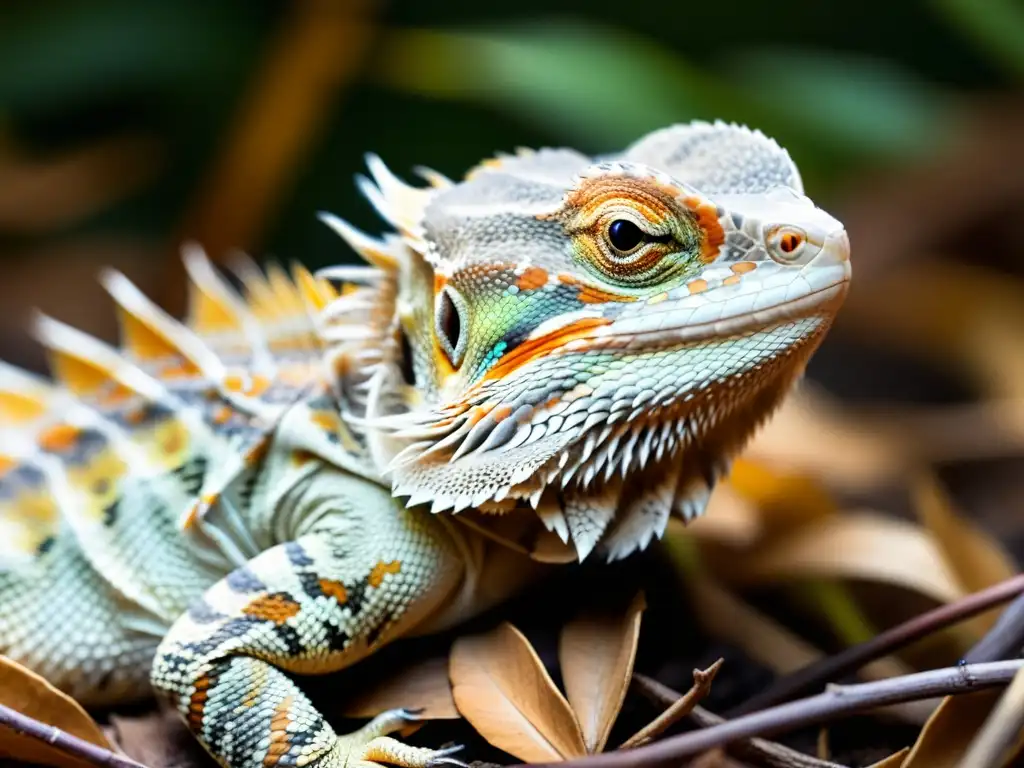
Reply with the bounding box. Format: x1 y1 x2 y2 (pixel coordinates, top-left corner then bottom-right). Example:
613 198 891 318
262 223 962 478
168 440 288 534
426 745 467 768
334 710 466 768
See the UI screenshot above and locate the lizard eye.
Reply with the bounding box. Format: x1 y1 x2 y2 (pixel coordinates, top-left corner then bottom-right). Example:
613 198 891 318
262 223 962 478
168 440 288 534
766 225 808 263
435 286 468 368
607 219 645 253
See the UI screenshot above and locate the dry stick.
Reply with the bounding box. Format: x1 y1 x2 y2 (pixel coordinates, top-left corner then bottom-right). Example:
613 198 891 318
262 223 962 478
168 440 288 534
964 590 1024 664
0 703 146 768
958 667 1024 768
634 674 849 768
729 573 1024 717
541 660 1024 768
620 659 723 749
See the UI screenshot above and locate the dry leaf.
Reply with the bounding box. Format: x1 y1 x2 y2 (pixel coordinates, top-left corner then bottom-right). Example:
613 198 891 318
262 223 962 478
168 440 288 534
901 690 1004 767
685 484 763 548
0 654 112 768
840 261 1024 400
107 708 214 768
865 748 910 768
558 592 646 753
726 457 838 535
912 472 1018 633
959 666 1024 767
742 387 908 490
723 512 965 604
340 655 459 720
449 622 586 762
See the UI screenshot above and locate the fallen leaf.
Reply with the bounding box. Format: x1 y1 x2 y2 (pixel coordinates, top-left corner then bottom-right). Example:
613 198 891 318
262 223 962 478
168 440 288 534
912 472 1019 632
901 690 1004 767
0 134 163 234
107 708 214 768
959 666 1024 767
726 456 838 535
685 484 763 548
0 654 112 768
742 386 908 490
558 592 646 753
723 512 965 604
340 655 459 720
840 260 1024 400
450 622 586 762
865 748 910 767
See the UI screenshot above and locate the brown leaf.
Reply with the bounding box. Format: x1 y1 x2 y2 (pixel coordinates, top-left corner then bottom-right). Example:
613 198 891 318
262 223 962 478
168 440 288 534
340 655 459 720
558 592 646 753
725 456 838 536
901 690 1004 767
450 622 586 762
912 472 1018 633
0 134 163 234
743 387 908 491
724 512 965 604
959 666 1024 767
107 708 215 768
840 261 1024 400
685 484 763 548
0 654 112 768
865 748 909 768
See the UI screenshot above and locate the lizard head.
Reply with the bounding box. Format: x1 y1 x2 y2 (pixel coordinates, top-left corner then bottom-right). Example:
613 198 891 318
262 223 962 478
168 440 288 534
318 121 850 561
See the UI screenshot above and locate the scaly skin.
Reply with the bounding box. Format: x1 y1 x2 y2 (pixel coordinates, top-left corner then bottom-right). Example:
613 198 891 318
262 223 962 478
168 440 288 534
0 121 850 768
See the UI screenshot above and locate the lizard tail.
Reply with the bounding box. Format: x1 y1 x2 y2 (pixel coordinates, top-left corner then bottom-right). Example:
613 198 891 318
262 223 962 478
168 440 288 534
0 246 356 706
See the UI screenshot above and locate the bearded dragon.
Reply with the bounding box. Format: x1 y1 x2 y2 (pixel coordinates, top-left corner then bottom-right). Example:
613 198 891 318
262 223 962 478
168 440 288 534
0 121 850 768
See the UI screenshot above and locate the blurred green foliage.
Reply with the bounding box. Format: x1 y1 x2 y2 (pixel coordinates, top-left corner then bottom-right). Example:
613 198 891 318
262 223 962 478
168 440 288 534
0 0 1017 271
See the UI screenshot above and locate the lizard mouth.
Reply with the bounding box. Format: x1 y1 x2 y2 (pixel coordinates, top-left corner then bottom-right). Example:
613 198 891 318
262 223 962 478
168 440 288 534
598 265 850 347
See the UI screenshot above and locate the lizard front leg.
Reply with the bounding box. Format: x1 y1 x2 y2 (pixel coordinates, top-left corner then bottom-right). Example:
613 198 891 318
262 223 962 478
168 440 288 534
151 502 465 768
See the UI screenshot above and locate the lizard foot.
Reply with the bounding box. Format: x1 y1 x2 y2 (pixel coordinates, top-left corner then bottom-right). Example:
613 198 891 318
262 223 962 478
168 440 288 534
335 709 467 768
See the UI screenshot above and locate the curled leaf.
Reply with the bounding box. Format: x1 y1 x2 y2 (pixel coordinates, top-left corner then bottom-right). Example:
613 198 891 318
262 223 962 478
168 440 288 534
866 748 910 767
724 512 965 604
901 690 1004 767
912 472 1018 634
0 654 112 768
450 622 586 762
340 655 459 720
558 592 646 753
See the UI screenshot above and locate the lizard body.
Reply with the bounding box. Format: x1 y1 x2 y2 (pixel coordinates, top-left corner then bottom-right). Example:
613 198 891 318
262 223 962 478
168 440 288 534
0 121 850 768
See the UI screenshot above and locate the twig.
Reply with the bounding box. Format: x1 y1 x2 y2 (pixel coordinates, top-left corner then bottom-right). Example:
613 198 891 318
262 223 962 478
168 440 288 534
958 667 1024 768
620 660 723 749
730 573 1024 716
0 703 146 768
633 674 849 768
964 590 1024 664
543 660 1024 768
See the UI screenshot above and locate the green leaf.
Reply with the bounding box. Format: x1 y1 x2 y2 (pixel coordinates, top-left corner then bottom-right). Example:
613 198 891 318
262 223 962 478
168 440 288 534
725 48 954 158
932 0 1024 78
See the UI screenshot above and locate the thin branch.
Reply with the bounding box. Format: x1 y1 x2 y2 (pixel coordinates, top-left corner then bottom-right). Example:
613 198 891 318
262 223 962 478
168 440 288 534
958 667 1024 767
730 573 1024 716
964 590 1024 664
620 660 723 749
633 674 849 768
542 660 1024 768
0 703 146 768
